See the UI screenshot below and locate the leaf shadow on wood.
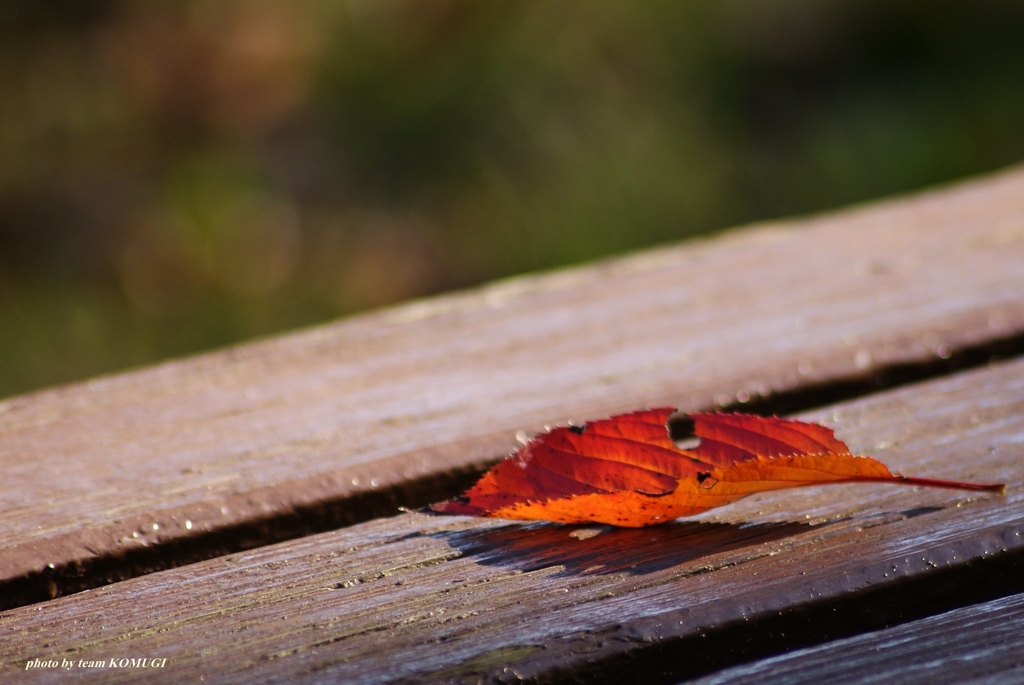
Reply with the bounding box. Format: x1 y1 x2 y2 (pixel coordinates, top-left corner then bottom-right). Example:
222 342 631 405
436 519 817 577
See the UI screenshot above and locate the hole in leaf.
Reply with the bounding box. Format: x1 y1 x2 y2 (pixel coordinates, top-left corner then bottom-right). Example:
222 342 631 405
668 415 696 441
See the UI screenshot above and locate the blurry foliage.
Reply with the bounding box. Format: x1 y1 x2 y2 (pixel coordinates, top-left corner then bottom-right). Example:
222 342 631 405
2 0 1024 398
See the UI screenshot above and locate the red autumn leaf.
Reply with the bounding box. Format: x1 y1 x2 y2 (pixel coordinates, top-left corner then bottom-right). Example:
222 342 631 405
430 408 1005 527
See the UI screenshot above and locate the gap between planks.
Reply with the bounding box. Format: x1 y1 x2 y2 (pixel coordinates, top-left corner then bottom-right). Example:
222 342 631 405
685 591 1024 685
1 356 1022 684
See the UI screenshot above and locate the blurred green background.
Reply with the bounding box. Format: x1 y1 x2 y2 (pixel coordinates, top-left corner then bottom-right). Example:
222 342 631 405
2 0 1024 400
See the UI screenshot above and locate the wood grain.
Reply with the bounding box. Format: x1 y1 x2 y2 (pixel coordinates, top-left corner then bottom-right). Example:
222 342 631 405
3 166 1024 597
2 357 1022 684
688 592 1024 685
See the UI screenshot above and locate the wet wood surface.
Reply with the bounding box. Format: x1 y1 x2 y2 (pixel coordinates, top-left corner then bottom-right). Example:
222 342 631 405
2 167 1024 602
688 591 1024 685
2 357 1021 684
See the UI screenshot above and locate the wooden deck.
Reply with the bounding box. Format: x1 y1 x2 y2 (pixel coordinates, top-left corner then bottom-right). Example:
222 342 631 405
2 166 1024 683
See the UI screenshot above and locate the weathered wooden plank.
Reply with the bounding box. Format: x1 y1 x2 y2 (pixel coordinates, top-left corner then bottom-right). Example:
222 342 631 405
1 357 1021 684
687 592 1024 685
3 167 1024 602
